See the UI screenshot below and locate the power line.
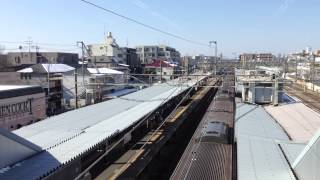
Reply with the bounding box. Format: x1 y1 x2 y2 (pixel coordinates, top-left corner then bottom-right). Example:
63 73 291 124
79 0 209 47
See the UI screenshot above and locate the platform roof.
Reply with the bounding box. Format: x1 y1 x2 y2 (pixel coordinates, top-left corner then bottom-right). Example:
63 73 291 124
87 67 124 75
18 64 75 73
265 102 320 142
236 102 296 180
0 76 205 179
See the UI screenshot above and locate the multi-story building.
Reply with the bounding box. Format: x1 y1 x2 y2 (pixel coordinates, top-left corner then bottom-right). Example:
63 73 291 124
136 45 181 64
87 32 140 72
85 67 127 103
256 53 275 62
239 53 256 63
144 59 179 81
0 85 46 130
4 52 79 70
17 64 75 115
0 54 9 71
180 56 198 74
120 47 141 73
240 53 275 68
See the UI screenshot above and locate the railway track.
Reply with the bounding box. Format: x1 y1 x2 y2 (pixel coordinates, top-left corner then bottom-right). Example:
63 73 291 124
285 83 320 112
170 73 235 180
95 78 219 180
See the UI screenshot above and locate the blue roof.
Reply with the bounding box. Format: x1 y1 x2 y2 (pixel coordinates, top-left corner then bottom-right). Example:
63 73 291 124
236 101 296 180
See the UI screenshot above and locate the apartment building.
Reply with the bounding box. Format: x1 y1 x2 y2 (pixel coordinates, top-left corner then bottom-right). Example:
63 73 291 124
136 45 181 64
87 32 140 72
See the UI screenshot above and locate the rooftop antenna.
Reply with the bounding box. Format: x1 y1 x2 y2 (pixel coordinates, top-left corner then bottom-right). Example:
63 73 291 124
126 38 128 47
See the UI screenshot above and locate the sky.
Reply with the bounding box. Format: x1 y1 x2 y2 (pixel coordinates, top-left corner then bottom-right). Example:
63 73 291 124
0 0 320 57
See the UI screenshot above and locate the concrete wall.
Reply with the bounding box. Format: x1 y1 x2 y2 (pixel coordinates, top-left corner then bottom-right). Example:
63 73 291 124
287 76 320 93
5 52 79 68
0 72 21 84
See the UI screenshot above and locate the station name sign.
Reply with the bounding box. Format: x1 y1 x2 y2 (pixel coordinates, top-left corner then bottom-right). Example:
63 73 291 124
0 98 33 118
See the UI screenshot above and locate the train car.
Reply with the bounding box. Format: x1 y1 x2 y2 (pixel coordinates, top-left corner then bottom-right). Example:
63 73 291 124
170 73 235 180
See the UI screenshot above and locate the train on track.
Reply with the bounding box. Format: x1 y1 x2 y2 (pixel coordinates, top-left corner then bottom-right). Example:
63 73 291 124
170 72 236 180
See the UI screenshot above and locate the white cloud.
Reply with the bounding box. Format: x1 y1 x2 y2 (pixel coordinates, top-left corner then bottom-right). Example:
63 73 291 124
131 0 181 30
275 0 295 15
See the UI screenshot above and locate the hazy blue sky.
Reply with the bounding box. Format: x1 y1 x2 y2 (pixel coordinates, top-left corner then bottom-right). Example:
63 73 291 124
0 0 319 57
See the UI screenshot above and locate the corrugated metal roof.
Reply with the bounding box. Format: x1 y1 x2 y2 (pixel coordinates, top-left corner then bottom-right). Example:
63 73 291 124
87 67 124 75
41 64 75 73
265 103 320 142
13 84 174 149
292 130 320 180
279 142 306 165
183 143 232 180
236 102 296 180
0 76 205 179
236 103 289 140
237 135 296 180
18 64 75 73
0 85 43 99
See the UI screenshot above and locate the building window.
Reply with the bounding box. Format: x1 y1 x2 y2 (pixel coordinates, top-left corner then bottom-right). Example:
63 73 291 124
20 73 23 79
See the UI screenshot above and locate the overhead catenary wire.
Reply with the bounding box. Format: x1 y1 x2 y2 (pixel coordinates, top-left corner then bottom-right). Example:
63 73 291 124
114 84 196 177
79 0 209 47
74 82 184 180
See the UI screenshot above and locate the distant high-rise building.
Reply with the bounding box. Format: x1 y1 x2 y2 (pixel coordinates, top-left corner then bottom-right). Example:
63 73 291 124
305 46 313 55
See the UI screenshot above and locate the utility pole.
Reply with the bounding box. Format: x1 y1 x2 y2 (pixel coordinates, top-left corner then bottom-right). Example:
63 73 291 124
273 77 279 106
47 63 51 115
160 59 162 83
295 56 298 82
77 42 85 82
311 54 315 91
75 69 79 109
209 41 217 75
26 37 32 63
